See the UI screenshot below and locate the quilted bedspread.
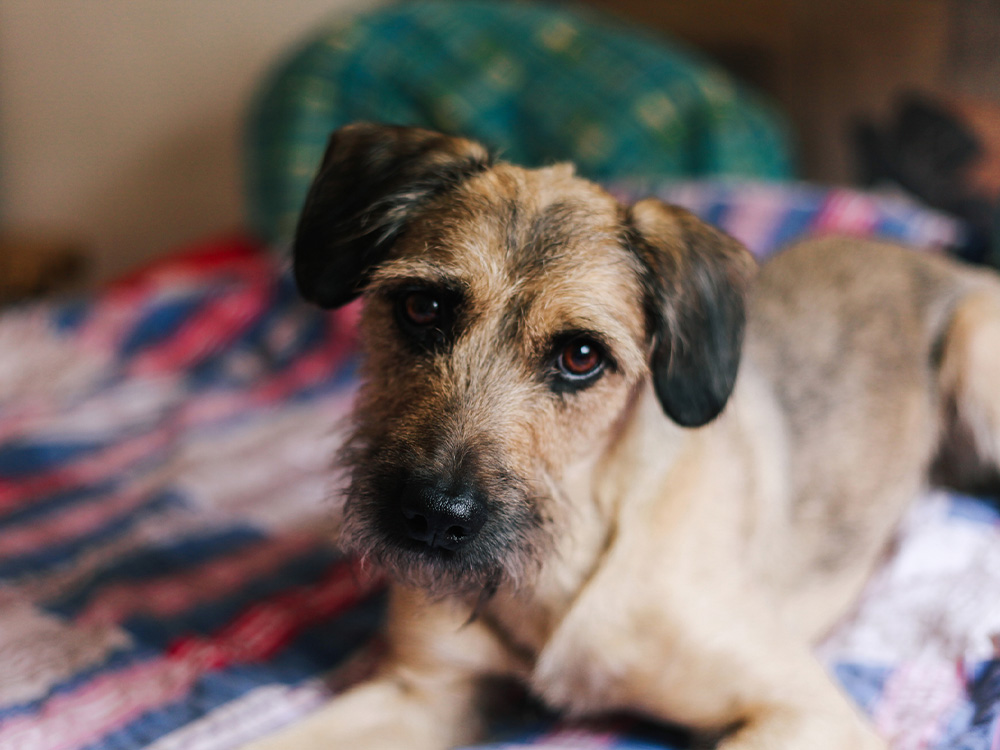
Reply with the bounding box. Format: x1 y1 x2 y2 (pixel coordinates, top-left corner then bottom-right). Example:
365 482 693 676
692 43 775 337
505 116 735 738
1 182 998 750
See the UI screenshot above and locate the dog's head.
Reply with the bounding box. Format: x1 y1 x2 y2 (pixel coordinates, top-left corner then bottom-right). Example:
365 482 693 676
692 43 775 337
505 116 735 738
295 123 756 596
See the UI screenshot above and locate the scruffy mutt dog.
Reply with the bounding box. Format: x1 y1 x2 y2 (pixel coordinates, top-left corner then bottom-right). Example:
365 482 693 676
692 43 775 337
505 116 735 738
248 123 1000 750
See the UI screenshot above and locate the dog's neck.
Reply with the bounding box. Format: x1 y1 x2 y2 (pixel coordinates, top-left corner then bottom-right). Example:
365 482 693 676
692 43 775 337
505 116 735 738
483 380 695 652
592 381 697 516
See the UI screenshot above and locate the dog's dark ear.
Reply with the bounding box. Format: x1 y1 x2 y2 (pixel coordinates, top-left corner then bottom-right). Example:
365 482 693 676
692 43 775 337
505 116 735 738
626 199 757 427
293 123 492 308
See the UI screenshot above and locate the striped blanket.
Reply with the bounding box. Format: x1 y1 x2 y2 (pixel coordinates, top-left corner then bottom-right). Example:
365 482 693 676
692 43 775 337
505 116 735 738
1 182 998 750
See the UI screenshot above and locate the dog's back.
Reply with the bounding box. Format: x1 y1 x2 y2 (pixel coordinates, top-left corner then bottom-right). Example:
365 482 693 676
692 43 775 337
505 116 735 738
743 237 1000 636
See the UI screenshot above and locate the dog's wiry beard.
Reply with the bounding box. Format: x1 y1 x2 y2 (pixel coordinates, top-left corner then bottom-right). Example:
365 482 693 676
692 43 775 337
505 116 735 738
335 430 549 600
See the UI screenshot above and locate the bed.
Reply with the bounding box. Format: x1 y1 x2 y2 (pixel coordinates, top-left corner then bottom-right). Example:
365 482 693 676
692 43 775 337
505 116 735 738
2 180 999 750
4 1 1000 746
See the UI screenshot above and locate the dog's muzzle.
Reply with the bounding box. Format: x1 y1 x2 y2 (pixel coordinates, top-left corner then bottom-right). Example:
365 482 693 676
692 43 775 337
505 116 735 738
399 479 487 551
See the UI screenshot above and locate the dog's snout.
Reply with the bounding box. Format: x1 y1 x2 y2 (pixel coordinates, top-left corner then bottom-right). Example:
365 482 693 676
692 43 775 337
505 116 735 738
400 482 487 551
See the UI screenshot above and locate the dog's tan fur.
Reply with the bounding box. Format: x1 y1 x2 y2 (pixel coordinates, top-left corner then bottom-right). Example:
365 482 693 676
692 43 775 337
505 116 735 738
246 124 1000 750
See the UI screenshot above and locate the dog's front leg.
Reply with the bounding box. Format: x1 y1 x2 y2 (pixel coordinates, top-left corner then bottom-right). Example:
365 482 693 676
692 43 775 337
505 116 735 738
243 585 520 750
708 651 886 750
539 607 884 750
533 548 885 750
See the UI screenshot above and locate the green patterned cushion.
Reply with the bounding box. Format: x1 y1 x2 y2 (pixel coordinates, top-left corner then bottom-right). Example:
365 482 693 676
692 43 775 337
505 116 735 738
245 0 794 246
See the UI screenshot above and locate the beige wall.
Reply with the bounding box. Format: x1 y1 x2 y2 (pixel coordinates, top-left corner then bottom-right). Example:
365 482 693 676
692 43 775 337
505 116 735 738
0 0 379 281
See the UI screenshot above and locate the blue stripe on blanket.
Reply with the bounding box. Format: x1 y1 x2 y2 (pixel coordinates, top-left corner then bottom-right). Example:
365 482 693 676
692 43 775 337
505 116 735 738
0 491 187 579
186 310 330 389
52 298 93 332
965 661 1000 741
120 296 207 357
76 593 386 750
121 546 344 649
832 663 891 717
0 480 116 528
0 557 382 727
465 718 692 750
41 526 265 614
0 646 158 722
947 494 1000 524
935 660 1000 748
771 205 819 250
0 439 109 479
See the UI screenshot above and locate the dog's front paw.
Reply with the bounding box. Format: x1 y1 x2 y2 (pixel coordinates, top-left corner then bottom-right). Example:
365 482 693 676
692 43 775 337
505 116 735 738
243 721 440 750
715 709 887 750
241 678 473 750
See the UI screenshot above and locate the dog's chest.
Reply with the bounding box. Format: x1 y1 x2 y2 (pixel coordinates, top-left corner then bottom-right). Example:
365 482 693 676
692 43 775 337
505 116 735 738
485 499 612 657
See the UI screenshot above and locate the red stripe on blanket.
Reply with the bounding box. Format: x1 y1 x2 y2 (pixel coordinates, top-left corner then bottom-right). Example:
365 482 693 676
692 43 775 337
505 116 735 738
165 558 382 665
0 484 154 558
0 369 355 516
815 191 877 236
0 558 382 750
108 235 264 288
0 431 172 512
76 531 327 626
128 282 271 376
80 239 270 359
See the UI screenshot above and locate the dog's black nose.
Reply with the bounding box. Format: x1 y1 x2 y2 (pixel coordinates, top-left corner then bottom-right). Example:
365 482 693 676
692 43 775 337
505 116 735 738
400 482 486 551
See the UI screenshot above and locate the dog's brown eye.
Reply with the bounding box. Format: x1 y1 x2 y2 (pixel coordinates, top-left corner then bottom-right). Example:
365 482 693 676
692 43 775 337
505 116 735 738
402 292 440 327
558 338 604 380
393 286 461 349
